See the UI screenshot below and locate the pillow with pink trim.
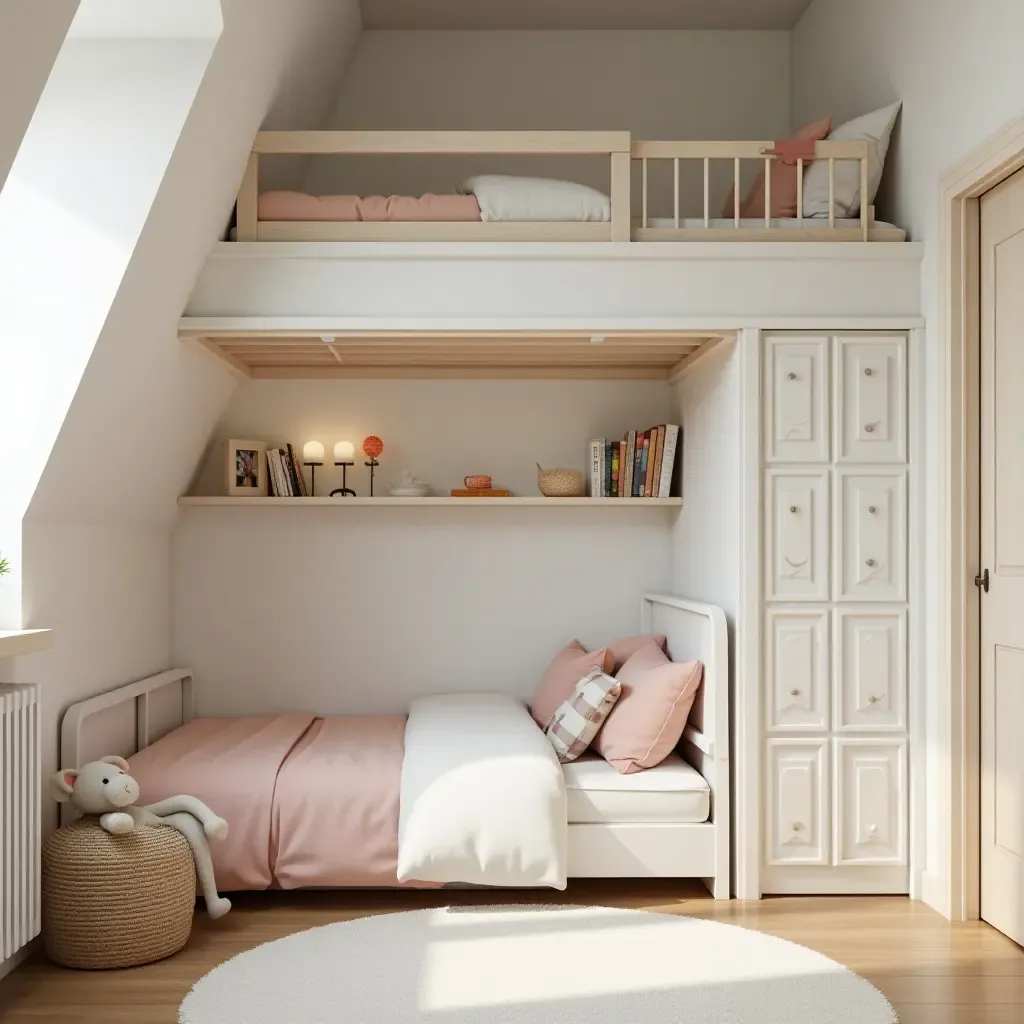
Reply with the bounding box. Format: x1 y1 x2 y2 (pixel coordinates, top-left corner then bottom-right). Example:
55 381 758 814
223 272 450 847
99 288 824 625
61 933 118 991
592 642 703 774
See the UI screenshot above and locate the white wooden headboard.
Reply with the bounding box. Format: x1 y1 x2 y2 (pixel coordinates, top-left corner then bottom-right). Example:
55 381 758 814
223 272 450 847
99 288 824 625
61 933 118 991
642 592 730 884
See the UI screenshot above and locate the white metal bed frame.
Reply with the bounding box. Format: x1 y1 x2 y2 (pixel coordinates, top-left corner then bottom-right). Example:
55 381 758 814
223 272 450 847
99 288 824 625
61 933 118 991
60 593 730 898
235 129 904 244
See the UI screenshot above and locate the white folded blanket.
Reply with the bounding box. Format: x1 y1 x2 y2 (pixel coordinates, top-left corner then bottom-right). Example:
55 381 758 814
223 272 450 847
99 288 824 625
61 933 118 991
397 693 568 889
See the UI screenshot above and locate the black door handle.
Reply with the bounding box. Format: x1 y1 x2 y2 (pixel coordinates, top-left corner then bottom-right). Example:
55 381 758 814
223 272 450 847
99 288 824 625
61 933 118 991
975 569 990 593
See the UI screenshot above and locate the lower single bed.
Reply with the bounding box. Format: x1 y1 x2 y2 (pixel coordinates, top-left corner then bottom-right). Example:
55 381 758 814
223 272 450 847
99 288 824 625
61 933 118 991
59 594 729 897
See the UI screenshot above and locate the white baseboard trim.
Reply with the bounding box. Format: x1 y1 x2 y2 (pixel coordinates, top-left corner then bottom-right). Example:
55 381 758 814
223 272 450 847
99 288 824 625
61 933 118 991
761 865 909 895
920 869 953 919
0 939 38 983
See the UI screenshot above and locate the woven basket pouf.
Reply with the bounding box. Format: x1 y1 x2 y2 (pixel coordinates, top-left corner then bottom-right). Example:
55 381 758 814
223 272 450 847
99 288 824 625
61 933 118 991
42 818 196 969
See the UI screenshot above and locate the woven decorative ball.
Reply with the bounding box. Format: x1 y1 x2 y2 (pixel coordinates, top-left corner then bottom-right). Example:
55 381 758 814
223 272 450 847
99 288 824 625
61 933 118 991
362 435 384 459
536 465 585 497
42 818 195 969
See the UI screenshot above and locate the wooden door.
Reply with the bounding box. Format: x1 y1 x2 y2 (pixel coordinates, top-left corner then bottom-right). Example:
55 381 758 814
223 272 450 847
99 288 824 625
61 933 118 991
980 166 1024 945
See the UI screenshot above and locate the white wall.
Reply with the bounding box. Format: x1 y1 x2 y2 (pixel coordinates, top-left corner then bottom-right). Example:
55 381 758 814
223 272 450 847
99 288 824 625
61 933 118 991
188 378 673 497
792 0 1024 913
0 1 364 855
175 377 676 713
0 35 216 632
671 341 741 624
304 29 792 214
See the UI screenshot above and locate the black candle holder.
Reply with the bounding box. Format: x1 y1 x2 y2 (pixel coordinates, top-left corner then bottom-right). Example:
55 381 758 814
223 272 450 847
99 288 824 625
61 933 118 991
365 458 379 497
329 461 356 497
304 461 322 497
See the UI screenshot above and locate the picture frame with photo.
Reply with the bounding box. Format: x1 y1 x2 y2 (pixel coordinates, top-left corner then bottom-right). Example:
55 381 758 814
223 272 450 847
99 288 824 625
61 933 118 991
226 439 268 497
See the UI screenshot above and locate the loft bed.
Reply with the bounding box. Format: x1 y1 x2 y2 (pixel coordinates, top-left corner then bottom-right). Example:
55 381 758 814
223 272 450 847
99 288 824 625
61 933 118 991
233 130 907 245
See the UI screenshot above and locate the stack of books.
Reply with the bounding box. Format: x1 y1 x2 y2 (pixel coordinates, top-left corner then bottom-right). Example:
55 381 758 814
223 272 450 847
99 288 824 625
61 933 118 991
266 445 308 497
588 425 680 498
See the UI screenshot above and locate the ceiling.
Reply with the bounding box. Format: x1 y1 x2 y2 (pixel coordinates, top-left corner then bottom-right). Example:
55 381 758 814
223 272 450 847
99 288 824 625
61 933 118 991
361 0 816 31
68 0 223 39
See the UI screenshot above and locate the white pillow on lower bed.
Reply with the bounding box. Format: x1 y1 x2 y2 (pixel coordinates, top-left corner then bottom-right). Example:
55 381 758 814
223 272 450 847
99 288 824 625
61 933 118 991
461 175 611 222
802 101 902 219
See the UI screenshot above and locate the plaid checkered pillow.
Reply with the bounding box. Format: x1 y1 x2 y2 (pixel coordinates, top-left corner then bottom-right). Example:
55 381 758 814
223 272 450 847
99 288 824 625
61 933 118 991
544 667 622 764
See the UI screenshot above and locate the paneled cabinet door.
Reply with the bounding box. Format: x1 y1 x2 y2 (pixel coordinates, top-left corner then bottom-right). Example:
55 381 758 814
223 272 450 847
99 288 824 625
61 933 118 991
766 740 830 865
834 739 907 865
835 335 907 463
765 609 830 732
834 608 907 731
765 336 830 463
766 470 830 601
836 469 907 602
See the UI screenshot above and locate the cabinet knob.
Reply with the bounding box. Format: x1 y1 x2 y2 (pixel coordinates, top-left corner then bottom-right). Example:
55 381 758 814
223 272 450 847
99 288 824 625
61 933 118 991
868 505 878 514
868 695 881 704
787 372 798 381
864 367 874 377
790 505 799 514
867 824 879 835
865 423 876 433
790 688 801 697
866 558 878 568
791 822 804 832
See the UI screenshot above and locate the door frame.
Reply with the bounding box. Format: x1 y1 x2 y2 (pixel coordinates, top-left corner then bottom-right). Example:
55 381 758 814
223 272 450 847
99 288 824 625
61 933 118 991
937 113 1024 922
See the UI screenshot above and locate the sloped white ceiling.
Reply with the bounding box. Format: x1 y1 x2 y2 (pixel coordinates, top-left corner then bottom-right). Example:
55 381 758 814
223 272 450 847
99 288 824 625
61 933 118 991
68 0 223 39
0 1 79 194
362 0 814 30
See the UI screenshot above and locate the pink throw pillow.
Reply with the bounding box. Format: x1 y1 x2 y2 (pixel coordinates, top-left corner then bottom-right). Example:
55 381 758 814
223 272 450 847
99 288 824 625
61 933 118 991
606 634 667 673
530 642 613 728
593 643 703 774
721 115 832 220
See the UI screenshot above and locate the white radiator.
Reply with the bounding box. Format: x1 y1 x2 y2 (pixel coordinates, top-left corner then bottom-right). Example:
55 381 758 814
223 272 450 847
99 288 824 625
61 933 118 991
0 684 40 963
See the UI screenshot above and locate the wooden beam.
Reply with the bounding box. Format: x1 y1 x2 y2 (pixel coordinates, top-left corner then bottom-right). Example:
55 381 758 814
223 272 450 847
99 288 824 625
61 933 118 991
235 154 259 242
253 130 631 156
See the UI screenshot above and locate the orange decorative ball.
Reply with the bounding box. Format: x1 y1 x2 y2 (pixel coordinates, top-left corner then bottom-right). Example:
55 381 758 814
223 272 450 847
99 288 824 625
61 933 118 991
362 436 384 459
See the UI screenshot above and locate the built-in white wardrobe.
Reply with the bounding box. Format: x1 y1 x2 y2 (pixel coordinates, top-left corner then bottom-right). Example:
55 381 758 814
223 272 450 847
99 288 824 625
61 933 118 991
761 332 912 895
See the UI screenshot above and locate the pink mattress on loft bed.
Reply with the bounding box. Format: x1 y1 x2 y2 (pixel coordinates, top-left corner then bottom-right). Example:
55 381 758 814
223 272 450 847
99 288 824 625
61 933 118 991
127 713 428 891
259 190 482 222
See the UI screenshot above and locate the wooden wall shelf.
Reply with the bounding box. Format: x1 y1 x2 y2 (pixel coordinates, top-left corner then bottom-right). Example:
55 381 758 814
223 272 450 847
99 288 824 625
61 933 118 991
0 629 53 660
178 496 683 508
179 327 726 381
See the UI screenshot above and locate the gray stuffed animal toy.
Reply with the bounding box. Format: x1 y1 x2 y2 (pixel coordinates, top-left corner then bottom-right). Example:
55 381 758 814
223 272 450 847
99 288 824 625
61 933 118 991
51 755 231 919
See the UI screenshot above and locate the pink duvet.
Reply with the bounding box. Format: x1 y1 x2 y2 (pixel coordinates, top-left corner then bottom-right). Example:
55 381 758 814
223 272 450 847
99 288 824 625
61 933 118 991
129 714 424 892
271 715 411 888
258 190 481 222
129 715 314 891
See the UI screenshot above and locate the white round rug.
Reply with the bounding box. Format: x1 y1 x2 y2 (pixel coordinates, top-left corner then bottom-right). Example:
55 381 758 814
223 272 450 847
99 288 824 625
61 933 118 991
179 905 897 1023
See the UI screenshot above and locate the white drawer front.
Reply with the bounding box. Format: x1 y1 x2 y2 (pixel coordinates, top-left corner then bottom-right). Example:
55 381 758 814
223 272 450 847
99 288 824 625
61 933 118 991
836 470 907 602
835 609 907 731
836 335 907 463
835 740 907 865
767 740 830 865
766 471 830 602
766 609 830 732
765 336 830 463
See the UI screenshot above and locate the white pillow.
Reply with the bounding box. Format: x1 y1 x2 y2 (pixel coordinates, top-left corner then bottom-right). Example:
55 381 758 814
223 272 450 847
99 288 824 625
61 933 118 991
461 175 611 222
802 101 901 218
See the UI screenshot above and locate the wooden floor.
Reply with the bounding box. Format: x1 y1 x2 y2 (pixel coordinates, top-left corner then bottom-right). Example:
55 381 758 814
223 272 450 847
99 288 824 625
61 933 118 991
1 882 1022 1022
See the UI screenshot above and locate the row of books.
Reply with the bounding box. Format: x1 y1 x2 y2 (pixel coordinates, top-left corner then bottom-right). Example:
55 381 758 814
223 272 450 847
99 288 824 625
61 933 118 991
267 445 308 497
589 425 679 498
